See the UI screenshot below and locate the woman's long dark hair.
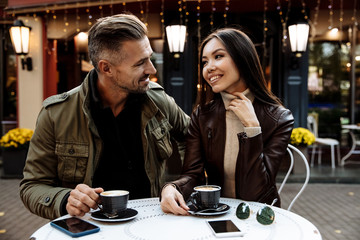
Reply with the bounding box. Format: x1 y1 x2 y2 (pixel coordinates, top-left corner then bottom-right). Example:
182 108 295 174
198 28 282 106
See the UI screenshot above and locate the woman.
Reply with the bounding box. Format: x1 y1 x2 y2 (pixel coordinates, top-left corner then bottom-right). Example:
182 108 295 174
161 28 294 215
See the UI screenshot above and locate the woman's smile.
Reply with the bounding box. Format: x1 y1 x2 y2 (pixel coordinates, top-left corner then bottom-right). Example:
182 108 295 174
209 75 222 84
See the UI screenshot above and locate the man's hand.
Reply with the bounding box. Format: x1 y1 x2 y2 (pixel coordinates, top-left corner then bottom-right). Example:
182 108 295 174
160 184 189 215
66 184 104 217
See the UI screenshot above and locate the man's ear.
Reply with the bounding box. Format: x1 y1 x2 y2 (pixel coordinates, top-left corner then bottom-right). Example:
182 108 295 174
98 60 112 75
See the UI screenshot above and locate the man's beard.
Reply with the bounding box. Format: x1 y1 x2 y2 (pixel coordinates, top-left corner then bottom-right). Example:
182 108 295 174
112 74 150 94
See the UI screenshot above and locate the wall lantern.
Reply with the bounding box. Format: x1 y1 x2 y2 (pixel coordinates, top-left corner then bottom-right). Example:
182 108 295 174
166 25 187 58
9 20 33 71
288 23 310 55
288 23 310 54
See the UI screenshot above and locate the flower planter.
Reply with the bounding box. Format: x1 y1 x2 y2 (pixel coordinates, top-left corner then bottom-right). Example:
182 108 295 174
1 148 28 178
292 145 309 174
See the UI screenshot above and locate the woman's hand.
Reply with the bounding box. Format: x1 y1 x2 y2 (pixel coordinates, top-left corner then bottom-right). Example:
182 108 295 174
228 92 260 127
160 184 189 215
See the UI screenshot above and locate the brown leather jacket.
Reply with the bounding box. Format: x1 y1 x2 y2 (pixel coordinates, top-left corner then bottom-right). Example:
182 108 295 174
172 96 294 207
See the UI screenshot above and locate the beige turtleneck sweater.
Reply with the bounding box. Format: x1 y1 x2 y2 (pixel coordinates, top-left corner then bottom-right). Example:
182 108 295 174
220 89 261 198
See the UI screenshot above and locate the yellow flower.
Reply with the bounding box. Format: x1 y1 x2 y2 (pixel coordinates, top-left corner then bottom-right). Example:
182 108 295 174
290 127 315 146
0 128 34 150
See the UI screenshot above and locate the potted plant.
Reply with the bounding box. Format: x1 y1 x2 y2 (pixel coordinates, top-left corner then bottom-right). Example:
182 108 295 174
290 127 316 147
0 128 33 178
290 127 315 173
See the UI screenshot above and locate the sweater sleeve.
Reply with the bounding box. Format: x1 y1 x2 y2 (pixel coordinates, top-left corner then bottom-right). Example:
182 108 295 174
244 127 261 138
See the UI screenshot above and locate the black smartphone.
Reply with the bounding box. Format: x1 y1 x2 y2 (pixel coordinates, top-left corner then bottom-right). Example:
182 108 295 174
207 219 244 238
50 217 100 238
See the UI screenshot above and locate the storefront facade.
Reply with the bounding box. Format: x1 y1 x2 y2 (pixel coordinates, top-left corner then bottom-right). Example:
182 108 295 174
0 0 358 137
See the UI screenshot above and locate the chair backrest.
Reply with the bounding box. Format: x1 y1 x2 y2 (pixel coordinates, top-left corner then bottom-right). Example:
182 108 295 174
307 115 319 138
278 144 310 211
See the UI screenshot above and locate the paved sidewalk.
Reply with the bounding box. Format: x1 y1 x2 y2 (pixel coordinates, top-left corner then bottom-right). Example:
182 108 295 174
0 179 359 240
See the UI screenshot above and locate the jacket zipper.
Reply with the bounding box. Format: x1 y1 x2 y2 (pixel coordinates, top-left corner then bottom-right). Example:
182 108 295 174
207 129 212 158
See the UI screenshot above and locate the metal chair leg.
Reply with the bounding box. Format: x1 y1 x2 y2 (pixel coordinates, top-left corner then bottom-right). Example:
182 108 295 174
331 145 335 169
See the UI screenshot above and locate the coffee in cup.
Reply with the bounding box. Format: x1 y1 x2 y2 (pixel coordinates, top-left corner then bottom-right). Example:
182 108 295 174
189 185 221 210
99 190 129 218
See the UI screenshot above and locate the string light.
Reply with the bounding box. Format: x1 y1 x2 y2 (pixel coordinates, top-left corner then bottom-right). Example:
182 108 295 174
138 1 149 26
276 0 291 52
145 1 149 26
328 0 333 29
110 0 114 16
44 7 51 55
139 1 144 23
197 0 201 47
300 0 309 21
52 10 56 21
309 0 320 44
160 0 165 34
197 0 202 92
86 1 92 26
99 0 103 18
263 0 268 58
210 0 215 29
76 7 80 33
224 0 230 26
63 9 69 33
3 10 9 52
339 0 343 43
178 0 183 25
25 13 29 24
33 12 38 22
351 0 357 27
184 0 189 26
348 0 358 50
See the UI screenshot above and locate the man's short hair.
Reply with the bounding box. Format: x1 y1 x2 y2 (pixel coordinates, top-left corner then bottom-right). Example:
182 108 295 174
88 14 147 72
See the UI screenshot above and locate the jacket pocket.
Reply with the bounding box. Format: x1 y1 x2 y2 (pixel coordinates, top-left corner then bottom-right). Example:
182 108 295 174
55 142 89 183
151 120 173 160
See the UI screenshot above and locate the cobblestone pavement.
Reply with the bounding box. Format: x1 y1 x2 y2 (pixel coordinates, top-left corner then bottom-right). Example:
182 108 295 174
0 179 359 240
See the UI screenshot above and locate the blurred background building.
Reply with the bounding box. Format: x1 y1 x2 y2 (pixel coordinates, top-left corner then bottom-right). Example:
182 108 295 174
0 0 359 142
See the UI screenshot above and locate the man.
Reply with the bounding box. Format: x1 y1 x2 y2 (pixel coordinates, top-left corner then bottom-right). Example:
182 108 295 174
20 14 190 220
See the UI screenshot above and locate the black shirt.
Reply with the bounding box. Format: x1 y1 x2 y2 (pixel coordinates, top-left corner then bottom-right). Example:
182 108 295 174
89 71 151 199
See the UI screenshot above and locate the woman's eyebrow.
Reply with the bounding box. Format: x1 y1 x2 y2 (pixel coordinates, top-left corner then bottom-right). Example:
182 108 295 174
203 48 226 58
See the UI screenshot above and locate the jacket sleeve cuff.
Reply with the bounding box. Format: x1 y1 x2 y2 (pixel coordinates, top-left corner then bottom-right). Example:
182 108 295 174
244 127 261 138
60 192 70 216
53 189 72 218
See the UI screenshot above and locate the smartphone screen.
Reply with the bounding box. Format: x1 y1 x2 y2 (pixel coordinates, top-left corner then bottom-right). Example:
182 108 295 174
207 220 244 237
51 217 100 237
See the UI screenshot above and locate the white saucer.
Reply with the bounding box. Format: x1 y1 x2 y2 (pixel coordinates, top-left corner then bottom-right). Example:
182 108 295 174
188 203 231 216
91 208 138 222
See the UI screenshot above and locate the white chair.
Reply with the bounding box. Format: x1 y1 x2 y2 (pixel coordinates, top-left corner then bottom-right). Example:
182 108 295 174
307 115 340 168
278 144 310 211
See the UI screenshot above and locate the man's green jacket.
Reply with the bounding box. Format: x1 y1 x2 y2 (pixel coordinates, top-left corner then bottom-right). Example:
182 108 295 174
20 71 190 219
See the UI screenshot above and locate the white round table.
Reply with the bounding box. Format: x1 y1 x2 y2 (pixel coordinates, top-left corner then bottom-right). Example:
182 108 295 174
31 198 322 240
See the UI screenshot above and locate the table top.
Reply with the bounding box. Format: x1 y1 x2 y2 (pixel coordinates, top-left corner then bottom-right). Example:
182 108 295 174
31 197 322 240
342 124 360 130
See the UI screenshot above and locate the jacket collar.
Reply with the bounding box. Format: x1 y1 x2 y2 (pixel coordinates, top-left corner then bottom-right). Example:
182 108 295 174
79 71 164 131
